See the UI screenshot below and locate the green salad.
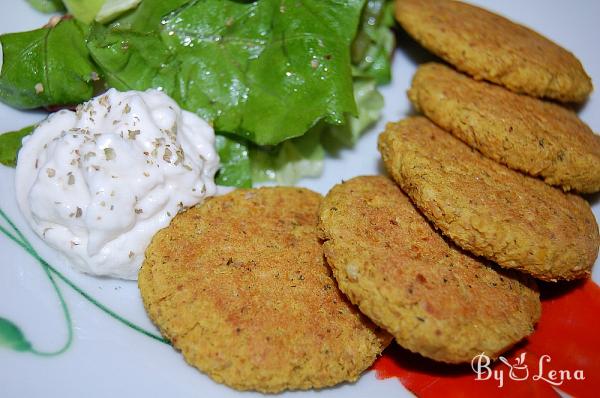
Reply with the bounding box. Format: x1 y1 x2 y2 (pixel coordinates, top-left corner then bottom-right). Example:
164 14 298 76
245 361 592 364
0 0 394 187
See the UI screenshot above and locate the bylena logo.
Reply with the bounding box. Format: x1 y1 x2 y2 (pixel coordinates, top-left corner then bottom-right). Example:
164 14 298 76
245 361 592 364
471 352 585 388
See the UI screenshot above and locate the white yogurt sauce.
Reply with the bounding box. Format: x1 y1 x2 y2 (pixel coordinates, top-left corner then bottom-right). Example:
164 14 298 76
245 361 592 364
15 88 219 279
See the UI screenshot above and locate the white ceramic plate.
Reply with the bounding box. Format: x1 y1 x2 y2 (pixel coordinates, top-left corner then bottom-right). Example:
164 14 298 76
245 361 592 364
1 1 599 397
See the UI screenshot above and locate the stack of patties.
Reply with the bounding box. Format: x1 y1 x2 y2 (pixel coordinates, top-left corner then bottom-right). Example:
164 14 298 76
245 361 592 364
395 0 600 194
322 0 600 365
390 0 600 276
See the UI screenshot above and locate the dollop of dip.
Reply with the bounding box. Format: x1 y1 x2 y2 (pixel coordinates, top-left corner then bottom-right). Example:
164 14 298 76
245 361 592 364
15 89 219 279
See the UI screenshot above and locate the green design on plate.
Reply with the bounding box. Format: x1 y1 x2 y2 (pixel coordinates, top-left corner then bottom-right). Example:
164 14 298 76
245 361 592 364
0 317 32 352
0 207 169 357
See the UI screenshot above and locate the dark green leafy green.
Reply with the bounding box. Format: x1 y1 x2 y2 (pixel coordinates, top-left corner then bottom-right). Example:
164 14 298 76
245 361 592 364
106 0 190 32
247 76 385 185
215 135 252 188
0 125 35 167
62 0 105 24
244 0 394 185
351 0 395 84
0 19 98 109
88 0 365 145
0 317 32 352
26 0 65 13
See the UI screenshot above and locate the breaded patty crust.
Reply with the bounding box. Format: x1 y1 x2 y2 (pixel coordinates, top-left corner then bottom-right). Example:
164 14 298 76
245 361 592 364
378 117 599 281
319 176 541 363
409 63 600 193
138 187 390 393
395 0 593 103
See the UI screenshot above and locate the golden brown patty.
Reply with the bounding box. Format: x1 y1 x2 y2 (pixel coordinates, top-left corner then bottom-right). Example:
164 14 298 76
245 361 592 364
395 0 592 103
378 117 599 281
139 187 390 393
319 176 540 363
409 63 600 193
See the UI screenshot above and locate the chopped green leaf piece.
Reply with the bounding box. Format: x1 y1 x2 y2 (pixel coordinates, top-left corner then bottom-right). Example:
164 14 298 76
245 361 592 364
63 0 105 24
26 0 66 13
324 78 384 147
251 126 325 185
215 134 252 188
0 19 98 109
0 124 35 167
96 0 142 24
351 0 395 84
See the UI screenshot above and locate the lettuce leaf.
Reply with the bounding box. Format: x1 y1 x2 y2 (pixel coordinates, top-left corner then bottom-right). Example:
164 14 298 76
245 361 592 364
26 0 65 13
0 19 98 109
215 135 252 188
87 0 365 146
213 127 324 187
62 0 105 24
324 77 384 147
244 0 393 185
351 0 395 84
247 77 384 186
0 125 36 167
250 126 325 185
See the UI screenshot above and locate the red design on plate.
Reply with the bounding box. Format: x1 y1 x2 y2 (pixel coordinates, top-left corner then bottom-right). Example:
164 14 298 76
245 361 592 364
372 279 600 398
